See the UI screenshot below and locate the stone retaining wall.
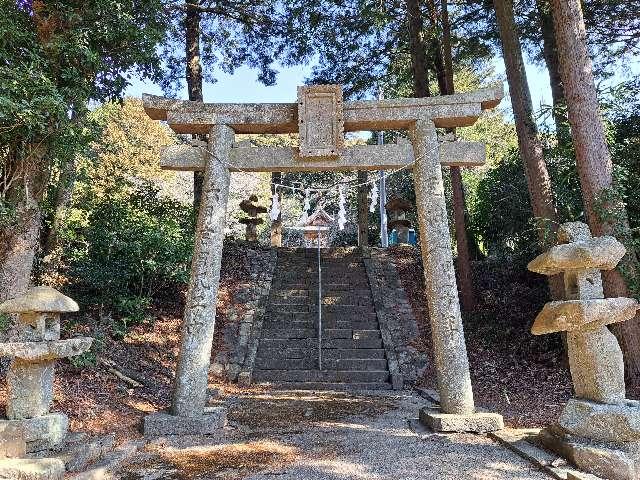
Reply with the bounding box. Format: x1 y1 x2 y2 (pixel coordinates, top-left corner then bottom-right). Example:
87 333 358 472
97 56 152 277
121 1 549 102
364 248 427 386
210 245 276 382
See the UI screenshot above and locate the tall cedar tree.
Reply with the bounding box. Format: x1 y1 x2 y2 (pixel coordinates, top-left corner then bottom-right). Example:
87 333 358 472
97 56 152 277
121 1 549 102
492 0 564 300
161 0 286 209
0 0 165 302
500 0 640 139
550 0 640 383
185 1 205 207
427 0 476 311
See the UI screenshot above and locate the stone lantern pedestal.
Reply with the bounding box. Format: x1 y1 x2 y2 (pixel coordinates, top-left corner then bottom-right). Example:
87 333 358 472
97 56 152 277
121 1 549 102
0 286 93 478
528 222 640 480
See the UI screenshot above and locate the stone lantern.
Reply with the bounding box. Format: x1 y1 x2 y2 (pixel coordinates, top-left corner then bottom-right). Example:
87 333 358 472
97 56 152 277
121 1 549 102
528 222 640 480
239 195 267 241
0 287 92 453
303 207 334 248
385 197 412 244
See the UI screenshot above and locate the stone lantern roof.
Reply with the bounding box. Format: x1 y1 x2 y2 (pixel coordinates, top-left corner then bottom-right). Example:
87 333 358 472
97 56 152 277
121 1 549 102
527 235 625 275
0 286 79 314
531 297 638 335
385 197 412 212
239 195 267 215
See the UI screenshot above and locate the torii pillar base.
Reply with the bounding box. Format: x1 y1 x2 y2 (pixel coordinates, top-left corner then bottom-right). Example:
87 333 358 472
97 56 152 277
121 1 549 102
143 407 227 437
419 408 503 433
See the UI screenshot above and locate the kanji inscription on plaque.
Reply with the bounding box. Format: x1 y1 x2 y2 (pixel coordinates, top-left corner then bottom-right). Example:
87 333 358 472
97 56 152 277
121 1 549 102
297 85 344 159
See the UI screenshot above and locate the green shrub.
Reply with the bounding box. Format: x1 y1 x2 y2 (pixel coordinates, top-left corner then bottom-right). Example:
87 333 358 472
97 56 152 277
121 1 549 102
60 178 194 332
468 148 583 260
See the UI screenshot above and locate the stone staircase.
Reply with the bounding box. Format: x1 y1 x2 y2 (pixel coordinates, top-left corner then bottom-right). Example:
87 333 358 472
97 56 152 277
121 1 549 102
253 248 392 390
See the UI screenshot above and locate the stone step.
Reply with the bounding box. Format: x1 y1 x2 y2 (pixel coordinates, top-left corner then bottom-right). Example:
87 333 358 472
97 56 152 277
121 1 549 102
271 289 373 298
267 305 377 316
252 369 390 383
263 320 379 331
259 337 383 349
269 297 376 307
260 328 381 340
256 347 387 360
271 289 310 298
323 338 383 349
271 282 369 290
254 357 389 371
260 381 393 391
267 312 379 324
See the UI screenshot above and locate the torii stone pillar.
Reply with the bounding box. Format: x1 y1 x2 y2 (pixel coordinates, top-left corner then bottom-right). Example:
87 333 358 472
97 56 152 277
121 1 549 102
413 121 502 432
412 120 474 415
144 125 232 435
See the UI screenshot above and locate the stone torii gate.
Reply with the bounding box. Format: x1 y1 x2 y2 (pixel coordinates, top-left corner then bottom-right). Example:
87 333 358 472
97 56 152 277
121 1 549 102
142 84 505 435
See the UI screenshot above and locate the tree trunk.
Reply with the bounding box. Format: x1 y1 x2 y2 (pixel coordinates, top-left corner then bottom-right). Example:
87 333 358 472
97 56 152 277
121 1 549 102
357 170 369 247
535 0 570 143
493 0 564 301
0 145 49 303
405 0 430 97
551 0 640 385
0 207 41 304
450 167 476 311
185 0 205 210
42 155 76 256
424 0 477 311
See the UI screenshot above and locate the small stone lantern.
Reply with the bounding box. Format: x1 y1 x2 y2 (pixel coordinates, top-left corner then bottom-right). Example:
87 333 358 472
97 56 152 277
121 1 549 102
303 207 334 248
0 287 92 453
385 197 412 244
528 222 640 480
239 195 267 241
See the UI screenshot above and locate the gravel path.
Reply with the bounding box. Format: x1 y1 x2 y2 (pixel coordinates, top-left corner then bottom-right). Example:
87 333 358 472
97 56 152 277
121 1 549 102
118 389 552 480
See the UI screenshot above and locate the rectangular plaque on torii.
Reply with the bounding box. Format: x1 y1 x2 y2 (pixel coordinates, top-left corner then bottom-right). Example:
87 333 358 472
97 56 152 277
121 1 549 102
297 84 344 159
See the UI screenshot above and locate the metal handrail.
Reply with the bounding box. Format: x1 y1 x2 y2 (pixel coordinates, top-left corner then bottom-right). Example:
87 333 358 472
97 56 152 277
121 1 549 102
317 225 322 371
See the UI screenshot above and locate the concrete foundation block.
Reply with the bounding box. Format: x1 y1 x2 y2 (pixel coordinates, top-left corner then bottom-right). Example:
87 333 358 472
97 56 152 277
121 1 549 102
567 473 605 480
419 407 504 433
0 457 65 480
390 373 403 390
0 413 68 453
55 433 115 472
237 371 252 387
0 423 26 458
538 426 639 480
559 398 640 442
143 407 227 437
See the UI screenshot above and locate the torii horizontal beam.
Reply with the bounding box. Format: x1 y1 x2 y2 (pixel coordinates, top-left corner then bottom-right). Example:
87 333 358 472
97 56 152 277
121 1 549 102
160 141 486 172
143 84 503 135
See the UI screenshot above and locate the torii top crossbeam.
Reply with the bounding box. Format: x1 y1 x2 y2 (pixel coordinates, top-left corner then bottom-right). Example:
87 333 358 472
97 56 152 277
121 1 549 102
143 84 502 134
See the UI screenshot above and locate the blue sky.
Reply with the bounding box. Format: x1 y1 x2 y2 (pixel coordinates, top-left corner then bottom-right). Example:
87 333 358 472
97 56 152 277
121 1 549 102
125 57 556 106
125 56 638 124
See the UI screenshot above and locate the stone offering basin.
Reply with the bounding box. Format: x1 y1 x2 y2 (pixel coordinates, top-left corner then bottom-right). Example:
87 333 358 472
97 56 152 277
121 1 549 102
0 338 92 361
